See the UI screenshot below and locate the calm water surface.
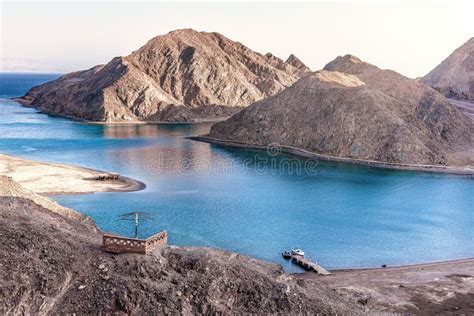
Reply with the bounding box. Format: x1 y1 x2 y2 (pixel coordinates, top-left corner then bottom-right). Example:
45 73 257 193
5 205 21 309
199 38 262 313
1 73 473 272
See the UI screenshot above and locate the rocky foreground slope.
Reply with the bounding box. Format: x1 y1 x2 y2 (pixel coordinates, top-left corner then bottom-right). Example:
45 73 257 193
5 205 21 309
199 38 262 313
2 175 474 314
423 38 474 101
207 55 473 166
17 29 309 122
0 175 360 314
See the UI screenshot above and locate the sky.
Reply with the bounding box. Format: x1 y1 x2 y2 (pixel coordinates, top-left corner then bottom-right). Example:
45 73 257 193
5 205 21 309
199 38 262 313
1 0 473 78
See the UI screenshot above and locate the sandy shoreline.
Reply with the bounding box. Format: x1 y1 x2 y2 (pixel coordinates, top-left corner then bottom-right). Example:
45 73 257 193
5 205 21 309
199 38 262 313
0 153 145 195
189 135 474 176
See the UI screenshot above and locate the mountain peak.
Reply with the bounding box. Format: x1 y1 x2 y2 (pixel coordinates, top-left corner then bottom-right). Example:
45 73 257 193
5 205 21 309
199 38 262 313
285 53 300 63
285 54 311 73
310 70 365 87
168 28 200 34
323 54 379 76
138 29 230 49
19 29 306 123
341 54 362 63
324 54 363 68
165 28 228 40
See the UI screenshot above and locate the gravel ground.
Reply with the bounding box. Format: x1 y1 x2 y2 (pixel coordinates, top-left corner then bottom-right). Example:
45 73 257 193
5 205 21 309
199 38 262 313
301 259 474 314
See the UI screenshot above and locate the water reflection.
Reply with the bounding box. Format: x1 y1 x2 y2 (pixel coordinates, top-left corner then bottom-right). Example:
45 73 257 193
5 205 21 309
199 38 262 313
102 122 213 139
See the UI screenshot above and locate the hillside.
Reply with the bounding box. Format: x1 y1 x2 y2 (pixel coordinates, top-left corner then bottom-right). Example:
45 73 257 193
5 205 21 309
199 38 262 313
16 29 309 122
206 56 473 166
0 175 360 314
422 38 474 101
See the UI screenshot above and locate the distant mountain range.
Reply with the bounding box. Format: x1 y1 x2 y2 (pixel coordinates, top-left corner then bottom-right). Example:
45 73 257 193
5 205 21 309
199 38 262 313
16 29 309 122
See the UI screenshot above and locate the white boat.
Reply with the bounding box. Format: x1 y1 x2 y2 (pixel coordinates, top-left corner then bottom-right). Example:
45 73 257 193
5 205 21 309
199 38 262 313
291 249 305 256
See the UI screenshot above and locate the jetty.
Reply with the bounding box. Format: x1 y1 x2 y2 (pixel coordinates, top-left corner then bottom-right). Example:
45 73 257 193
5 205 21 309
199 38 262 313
283 251 331 275
292 255 331 275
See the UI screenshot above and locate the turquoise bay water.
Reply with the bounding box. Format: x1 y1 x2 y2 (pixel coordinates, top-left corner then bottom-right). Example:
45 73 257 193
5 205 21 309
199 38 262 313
1 73 473 272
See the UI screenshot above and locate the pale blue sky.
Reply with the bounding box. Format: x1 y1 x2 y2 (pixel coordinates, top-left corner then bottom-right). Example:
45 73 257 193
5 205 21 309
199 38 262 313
1 1 473 77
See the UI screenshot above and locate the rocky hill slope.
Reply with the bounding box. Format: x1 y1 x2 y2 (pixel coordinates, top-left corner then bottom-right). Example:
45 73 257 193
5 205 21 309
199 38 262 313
422 38 474 101
207 56 473 166
17 29 309 122
0 175 360 314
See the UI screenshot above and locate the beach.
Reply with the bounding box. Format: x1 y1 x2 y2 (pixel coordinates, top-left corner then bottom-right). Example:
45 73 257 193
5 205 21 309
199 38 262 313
0 153 145 195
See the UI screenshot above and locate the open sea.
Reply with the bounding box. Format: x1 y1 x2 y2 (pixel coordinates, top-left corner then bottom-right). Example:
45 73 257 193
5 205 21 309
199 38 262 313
1 73 473 272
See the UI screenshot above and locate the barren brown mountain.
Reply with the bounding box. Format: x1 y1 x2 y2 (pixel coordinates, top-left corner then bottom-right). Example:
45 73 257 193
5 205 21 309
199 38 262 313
206 56 473 166
422 38 474 101
17 29 309 122
285 54 311 76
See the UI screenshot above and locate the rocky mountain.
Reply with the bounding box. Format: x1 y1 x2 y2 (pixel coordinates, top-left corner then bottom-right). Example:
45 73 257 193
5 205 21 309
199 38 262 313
422 38 474 101
0 175 360 314
17 29 309 122
285 54 311 76
207 56 473 166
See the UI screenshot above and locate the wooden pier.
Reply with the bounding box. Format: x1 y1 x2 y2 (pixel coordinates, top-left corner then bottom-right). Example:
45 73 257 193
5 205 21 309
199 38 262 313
291 255 331 275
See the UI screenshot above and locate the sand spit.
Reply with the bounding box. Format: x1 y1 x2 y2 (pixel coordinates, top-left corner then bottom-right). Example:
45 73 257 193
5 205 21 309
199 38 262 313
0 153 145 195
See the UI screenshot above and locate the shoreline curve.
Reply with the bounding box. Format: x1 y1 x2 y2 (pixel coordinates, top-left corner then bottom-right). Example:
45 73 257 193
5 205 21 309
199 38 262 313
0 153 146 195
189 135 474 176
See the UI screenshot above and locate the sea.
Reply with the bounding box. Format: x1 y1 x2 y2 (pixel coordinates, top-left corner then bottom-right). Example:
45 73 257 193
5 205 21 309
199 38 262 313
1 72 473 272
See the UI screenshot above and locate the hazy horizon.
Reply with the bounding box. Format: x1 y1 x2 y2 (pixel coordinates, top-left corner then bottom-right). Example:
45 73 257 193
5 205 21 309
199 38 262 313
1 0 473 78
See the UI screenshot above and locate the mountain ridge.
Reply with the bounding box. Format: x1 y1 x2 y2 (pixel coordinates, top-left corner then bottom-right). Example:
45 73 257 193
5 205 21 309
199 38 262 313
17 29 310 122
206 56 473 167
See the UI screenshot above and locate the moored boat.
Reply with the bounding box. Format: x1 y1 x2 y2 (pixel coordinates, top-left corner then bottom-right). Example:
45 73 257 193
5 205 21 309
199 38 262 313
291 249 305 257
282 251 291 259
